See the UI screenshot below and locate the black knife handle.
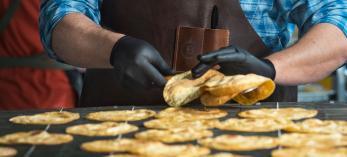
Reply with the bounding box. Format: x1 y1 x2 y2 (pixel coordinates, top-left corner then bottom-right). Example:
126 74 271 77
211 5 219 29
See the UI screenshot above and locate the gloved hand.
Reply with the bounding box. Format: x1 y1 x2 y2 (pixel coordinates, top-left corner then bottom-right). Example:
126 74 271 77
110 36 174 89
192 45 276 79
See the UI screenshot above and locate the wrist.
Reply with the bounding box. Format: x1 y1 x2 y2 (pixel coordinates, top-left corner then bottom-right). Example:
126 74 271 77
104 30 124 66
262 59 276 80
109 36 135 66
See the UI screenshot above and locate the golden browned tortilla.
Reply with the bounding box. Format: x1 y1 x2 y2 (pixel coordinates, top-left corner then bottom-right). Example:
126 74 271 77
0 130 73 145
156 107 227 120
81 138 210 157
164 70 275 107
238 108 318 120
85 109 156 122
278 133 347 148
284 119 347 134
0 147 17 157
164 70 223 107
272 147 347 157
9 111 80 125
198 134 278 151
216 118 292 132
66 122 138 137
135 128 213 143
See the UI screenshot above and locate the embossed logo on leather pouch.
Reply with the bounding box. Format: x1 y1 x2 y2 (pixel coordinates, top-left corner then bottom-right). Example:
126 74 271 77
173 26 230 72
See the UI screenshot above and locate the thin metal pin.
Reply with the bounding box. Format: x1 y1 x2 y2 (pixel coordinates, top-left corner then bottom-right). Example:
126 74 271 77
23 146 36 157
276 102 282 150
117 134 123 140
59 106 64 112
44 125 51 131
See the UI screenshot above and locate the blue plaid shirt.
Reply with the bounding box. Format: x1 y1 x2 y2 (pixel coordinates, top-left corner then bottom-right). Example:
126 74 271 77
40 0 347 59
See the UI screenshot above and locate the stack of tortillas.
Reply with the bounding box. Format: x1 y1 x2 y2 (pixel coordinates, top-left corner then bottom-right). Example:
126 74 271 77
164 70 275 107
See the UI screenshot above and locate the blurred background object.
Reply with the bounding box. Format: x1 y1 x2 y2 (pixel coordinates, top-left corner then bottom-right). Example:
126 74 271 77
0 0 82 110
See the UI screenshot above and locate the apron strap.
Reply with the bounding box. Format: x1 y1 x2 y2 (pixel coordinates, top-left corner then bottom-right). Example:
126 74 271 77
0 54 75 70
0 0 22 32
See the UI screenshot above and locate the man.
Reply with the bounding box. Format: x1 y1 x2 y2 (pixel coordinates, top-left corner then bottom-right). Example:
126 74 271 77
0 0 77 110
40 0 347 106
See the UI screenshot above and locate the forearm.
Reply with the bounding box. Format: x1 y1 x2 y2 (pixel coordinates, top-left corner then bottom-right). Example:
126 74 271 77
52 13 124 68
267 23 347 85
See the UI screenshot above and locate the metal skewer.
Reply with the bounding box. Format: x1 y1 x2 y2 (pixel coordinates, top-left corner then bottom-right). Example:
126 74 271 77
241 87 257 94
276 102 282 150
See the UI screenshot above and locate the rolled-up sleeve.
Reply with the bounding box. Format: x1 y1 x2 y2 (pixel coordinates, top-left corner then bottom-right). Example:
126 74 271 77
39 0 101 60
289 0 347 37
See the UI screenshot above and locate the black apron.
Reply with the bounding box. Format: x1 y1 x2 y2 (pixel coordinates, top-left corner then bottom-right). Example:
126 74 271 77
80 0 297 107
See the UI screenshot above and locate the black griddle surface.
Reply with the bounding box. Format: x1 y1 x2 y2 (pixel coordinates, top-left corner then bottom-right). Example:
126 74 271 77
1 102 347 157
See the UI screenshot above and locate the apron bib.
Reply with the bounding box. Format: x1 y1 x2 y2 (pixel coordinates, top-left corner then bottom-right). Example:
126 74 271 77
80 0 297 106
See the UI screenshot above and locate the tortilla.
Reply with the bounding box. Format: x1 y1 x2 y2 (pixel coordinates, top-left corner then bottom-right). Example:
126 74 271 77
164 70 275 107
66 122 138 136
144 118 219 129
271 148 347 157
231 75 275 105
0 147 17 157
279 133 347 148
200 93 233 107
156 107 227 120
81 138 139 153
164 70 224 107
106 154 247 157
133 142 210 157
135 128 213 143
0 130 73 145
81 138 210 157
202 153 250 157
106 155 142 157
9 111 79 125
284 119 347 134
238 108 318 120
86 109 156 122
198 135 278 151
203 74 275 105
217 118 291 132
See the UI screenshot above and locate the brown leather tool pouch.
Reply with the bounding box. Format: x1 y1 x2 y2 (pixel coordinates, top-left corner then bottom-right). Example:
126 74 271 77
204 28 230 52
173 26 230 72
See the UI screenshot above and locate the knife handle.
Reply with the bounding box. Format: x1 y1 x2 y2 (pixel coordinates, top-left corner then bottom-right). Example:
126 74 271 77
211 5 219 29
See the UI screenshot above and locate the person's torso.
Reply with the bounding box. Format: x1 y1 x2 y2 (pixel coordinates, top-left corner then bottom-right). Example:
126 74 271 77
80 0 297 107
95 0 296 52
54 0 296 52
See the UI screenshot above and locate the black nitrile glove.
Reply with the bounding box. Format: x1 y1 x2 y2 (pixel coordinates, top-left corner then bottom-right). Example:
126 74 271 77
192 45 276 79
110 36 174 89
